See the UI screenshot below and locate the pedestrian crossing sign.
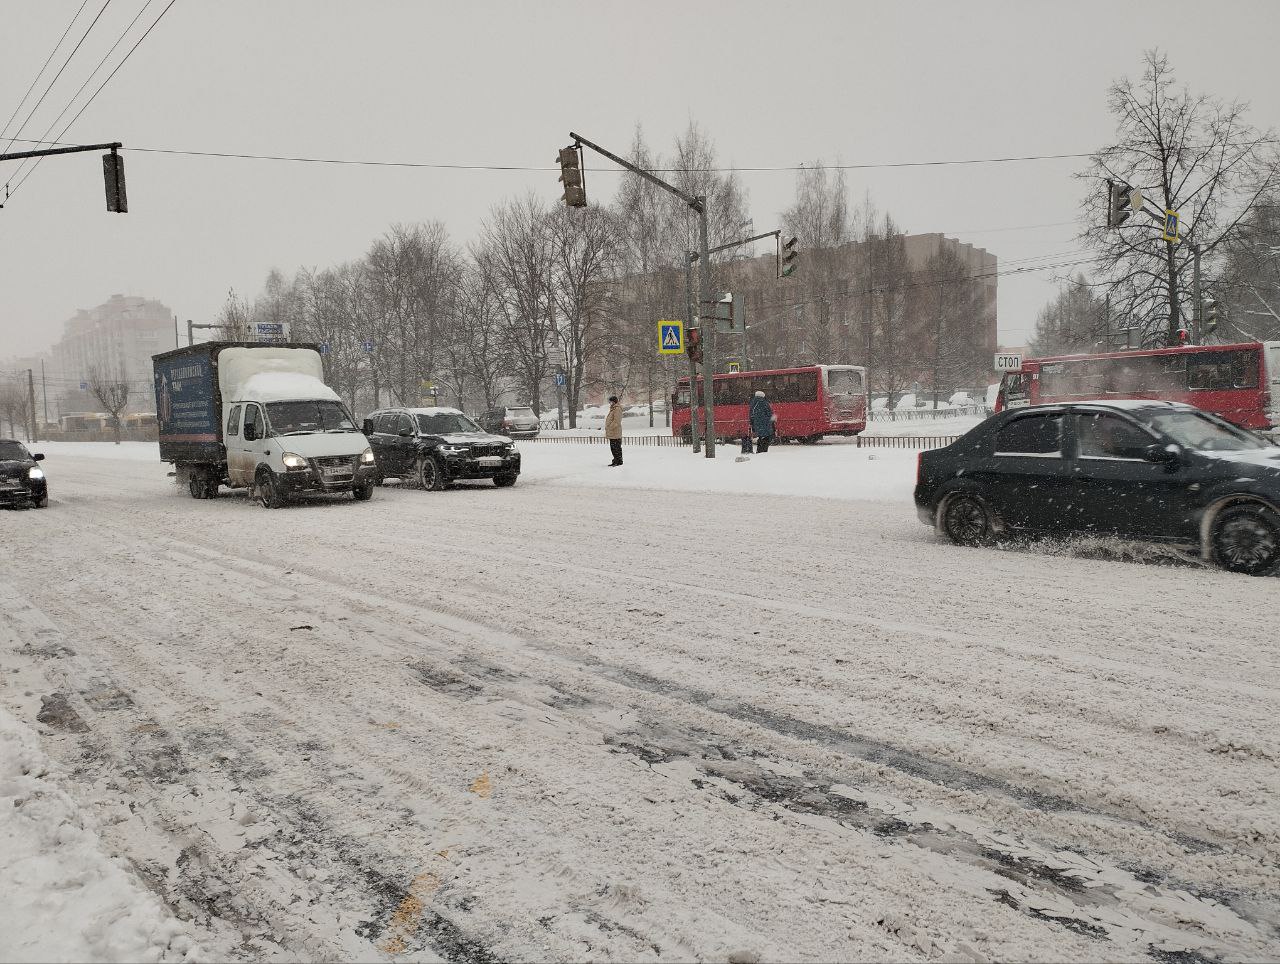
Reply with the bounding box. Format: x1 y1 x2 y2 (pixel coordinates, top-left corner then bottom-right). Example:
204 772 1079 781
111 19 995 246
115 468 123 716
657 320 684 355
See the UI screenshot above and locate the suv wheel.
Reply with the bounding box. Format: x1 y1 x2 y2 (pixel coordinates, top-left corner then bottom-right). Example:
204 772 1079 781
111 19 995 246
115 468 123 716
416 456 445 491
494 473 518 488
941 492 995 546
352 481 374 501
1212 503 1280 575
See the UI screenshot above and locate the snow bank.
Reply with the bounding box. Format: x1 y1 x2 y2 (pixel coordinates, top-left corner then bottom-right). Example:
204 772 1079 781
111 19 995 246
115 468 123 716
0 707 199 963
521 440 917 502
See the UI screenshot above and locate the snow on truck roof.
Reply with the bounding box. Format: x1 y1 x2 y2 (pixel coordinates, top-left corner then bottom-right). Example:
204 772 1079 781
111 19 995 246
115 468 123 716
236 371 340 403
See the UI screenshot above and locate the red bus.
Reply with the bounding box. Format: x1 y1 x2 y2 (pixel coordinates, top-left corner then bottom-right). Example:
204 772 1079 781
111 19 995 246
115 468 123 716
672 364 868 443
995 341 1280 433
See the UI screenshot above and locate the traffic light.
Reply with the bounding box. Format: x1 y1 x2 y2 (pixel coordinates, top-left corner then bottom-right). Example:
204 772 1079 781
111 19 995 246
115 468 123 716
780 236 799 277
1205 301 1220 335
687 326 703 365
1106 179 1136 229
557 145 587 208
103 149 127 213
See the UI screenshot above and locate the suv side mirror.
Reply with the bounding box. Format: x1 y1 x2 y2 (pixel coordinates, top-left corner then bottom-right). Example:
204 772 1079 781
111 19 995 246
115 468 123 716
33 453 44 461
362 418 374 436
1144 442 1181 465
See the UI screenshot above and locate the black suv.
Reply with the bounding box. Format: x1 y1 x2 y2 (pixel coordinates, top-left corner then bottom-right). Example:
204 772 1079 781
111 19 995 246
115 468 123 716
0 439 49 508
363 408 520 490
915 401 1280 575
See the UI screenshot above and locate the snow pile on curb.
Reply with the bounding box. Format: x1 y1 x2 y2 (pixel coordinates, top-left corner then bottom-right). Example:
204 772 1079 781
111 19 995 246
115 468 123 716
0 707 200 963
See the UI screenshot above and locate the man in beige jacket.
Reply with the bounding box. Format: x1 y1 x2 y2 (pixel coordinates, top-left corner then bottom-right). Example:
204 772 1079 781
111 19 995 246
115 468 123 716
605 395 623 466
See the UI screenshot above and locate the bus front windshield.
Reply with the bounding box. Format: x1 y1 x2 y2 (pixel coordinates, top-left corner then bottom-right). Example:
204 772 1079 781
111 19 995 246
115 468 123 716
265 400 357 436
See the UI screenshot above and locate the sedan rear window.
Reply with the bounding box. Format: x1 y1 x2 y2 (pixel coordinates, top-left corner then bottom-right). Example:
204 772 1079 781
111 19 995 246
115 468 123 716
994 413 1062 456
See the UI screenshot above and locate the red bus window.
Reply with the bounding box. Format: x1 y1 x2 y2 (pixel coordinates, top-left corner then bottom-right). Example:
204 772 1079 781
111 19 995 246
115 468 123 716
1188 349 1259 390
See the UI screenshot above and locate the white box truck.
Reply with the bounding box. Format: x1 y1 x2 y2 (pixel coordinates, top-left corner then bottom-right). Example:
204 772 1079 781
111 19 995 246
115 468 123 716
153 342 377 507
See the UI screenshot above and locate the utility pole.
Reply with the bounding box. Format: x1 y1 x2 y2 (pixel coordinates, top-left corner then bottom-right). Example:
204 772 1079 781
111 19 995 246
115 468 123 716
568 131 716 457
27 369 38 443
1191 242 1203 343
40 360 48 428
684 255 701 453
173 314 180 348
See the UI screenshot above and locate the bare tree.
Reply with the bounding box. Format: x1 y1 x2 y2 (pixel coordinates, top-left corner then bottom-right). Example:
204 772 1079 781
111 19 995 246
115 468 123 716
0 377 32 440
1080 50 1280 345
86 360 130 444
1030 278 1109 354
214 288 254 340
548 205 621 427
1215 196 1280 340
479 194 557 415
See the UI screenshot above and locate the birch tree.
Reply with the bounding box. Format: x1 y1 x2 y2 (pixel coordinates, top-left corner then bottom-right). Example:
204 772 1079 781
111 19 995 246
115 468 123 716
1080 50 1280 345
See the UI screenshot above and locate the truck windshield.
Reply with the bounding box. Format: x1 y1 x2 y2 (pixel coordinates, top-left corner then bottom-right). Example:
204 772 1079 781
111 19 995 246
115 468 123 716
265 400 357 436
417 413 480 434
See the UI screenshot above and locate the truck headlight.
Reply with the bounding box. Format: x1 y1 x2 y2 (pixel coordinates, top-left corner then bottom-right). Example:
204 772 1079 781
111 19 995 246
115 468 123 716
282 452 308 470
360 447 376 464
28 467 44 480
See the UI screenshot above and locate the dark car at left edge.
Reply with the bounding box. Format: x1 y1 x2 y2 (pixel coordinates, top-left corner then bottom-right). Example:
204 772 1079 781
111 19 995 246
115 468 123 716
914 400 1280 575
0 439 49 508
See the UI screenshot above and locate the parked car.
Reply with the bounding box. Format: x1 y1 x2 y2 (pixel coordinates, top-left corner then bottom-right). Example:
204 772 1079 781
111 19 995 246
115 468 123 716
914 400 1280 575
0 439 49 508
478 406 540 438
364 407 521 490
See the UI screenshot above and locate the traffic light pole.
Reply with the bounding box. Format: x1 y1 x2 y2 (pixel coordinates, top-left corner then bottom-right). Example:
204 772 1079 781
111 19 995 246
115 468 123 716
569 131 716 457
684 255 701 454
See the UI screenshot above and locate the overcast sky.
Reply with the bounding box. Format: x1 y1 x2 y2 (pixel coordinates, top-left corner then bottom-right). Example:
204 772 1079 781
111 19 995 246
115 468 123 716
2 0 1278 362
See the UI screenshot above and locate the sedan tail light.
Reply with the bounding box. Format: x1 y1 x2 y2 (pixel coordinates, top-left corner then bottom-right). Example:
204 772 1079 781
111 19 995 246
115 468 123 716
916 451 924 485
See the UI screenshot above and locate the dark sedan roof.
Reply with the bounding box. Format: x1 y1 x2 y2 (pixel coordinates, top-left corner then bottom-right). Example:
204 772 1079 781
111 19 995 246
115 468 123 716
1006 400 1198 415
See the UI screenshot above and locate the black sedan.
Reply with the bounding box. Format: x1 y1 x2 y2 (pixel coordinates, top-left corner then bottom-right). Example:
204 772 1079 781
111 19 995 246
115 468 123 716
914 401 1280 575
363 407 521 490
0 439 49 508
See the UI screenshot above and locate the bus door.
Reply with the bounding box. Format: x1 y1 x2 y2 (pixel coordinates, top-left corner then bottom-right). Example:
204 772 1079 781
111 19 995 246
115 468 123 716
1265 342 1280 431
996 370 1034 411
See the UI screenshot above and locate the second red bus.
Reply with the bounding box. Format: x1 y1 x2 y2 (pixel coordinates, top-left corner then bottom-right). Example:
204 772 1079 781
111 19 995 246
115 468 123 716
672 364 868 443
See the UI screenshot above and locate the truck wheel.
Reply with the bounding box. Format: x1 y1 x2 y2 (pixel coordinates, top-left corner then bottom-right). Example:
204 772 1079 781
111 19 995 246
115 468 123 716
202 476 219 499
257 468 287 509
188 474 205 499
352 481 374 501
493 473 518 488
416 456 445 491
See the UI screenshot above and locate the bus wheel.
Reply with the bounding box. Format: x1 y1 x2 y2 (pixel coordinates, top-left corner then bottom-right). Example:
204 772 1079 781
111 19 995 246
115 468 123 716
1212 504 1280 575
941 493 995 546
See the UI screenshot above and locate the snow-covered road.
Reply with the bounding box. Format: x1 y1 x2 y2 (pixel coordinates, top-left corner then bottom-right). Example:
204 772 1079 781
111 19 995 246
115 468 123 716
2 444 1278 962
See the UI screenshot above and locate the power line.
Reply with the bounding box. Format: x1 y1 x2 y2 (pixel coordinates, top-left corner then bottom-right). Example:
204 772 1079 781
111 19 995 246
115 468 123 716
1 0 114 163
0 0 92 151
2 137 1091 175
5 0 157 190
6 0 178 202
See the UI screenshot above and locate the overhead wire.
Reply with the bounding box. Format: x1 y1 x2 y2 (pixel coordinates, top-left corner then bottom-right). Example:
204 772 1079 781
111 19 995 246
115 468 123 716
0 0 114 163
0 0 92 153
6 0 178 202
5 0 157 189
2 137 1092 175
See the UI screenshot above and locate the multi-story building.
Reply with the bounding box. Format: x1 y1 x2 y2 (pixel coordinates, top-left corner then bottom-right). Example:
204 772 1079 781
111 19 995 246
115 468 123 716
48 295 176 415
